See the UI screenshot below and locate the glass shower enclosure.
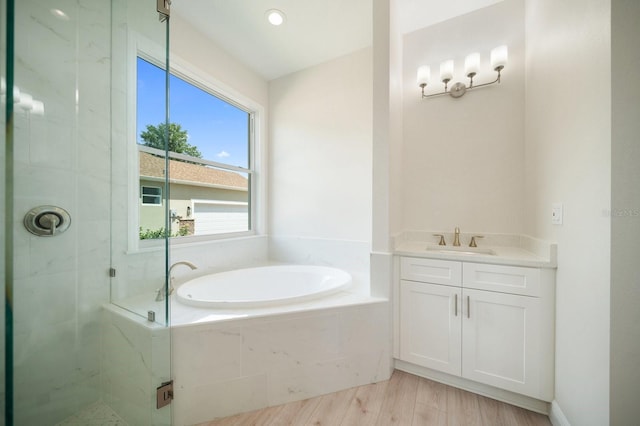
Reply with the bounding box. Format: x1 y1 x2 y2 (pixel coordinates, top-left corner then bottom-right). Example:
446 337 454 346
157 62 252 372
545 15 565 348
2 0 172 424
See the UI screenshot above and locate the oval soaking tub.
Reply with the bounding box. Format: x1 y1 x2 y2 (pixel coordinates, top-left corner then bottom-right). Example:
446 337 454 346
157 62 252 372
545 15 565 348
176 265 352 308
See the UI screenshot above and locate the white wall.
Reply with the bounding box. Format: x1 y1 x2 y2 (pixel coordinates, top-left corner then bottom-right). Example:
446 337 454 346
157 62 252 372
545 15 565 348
524 1 611 425
402 0 526 235
170 13 269 111
389 0 404 240
268 48 373 242
610 0 640 423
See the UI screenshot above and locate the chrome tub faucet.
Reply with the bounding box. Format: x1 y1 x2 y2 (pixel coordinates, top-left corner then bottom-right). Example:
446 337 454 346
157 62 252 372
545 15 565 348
155 261 198 301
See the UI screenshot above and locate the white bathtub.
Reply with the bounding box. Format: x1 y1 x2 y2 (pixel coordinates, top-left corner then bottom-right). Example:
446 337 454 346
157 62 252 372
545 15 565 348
175 265 352 309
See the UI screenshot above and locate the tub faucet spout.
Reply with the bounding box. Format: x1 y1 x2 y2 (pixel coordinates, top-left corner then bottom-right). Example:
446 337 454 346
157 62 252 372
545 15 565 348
156 261 198 301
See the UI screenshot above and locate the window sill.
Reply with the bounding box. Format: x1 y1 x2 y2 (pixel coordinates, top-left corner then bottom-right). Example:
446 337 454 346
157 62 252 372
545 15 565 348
128 231 260 254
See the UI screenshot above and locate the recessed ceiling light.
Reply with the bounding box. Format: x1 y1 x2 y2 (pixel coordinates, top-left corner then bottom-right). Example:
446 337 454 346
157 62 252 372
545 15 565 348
266 9 286 26
50 8 70 20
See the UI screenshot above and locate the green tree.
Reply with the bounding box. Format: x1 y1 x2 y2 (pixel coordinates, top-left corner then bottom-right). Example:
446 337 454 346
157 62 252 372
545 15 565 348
139 122 202 158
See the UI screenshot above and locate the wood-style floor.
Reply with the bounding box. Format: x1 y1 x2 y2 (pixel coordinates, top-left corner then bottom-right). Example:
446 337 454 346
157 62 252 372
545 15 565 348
198 370 551 426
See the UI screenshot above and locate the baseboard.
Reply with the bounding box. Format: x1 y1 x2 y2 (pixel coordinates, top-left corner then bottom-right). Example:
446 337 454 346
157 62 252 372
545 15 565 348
549 400 571 426
394 359 551 415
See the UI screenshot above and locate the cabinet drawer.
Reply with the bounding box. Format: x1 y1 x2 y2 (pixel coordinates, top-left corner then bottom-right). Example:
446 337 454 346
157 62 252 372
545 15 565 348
401 257 462 286
463 263 540 297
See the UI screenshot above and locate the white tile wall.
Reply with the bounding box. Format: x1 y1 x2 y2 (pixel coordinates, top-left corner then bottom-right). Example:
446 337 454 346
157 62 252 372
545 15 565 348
268 236 371 295
101 307 171 426
12 1 112 424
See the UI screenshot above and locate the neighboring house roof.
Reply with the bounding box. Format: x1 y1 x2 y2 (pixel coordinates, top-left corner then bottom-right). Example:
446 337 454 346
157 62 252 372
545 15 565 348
139 151 248 190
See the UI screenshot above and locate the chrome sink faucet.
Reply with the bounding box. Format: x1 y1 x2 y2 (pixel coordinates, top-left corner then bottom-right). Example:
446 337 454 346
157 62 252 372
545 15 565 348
155 261 198 301
453 227 461 246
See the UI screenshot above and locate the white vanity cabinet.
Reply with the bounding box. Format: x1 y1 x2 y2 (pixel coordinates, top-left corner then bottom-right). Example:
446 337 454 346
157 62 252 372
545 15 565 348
399 257 555 401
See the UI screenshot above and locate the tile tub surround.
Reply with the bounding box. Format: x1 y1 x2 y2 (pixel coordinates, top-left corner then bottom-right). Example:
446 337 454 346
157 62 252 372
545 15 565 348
393 231 557 268
172 300 391 425
101 307 171 426
103 296 391 426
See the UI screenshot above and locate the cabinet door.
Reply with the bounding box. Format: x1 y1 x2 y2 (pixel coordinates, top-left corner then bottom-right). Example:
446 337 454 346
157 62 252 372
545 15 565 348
461 288 542 398
400 280 462 375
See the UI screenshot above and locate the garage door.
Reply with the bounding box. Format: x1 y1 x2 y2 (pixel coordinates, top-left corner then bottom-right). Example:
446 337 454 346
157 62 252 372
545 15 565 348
193 201 249 235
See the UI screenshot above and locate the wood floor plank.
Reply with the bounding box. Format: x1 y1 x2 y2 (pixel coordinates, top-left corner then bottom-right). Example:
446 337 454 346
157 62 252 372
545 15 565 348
413 402 447 426
375 370 420 425
270 397 322 425
415 376 447 411
304 387 357 426
197 410 257 426
339 380 389 426
446 385 482 426
198 370 552 426
247 404 285 425
477 394 520 426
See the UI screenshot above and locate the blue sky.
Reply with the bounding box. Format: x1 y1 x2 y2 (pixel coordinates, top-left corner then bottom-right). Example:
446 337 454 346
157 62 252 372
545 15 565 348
136 57 249 169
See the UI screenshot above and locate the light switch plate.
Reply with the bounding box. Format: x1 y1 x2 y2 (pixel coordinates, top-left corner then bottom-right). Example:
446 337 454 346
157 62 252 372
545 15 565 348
552 203 563 225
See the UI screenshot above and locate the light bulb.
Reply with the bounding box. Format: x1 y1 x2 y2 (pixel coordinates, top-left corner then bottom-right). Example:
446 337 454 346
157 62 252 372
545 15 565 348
266 9 285 26
417 66 431 87
440 60 454 82
464 53 480 77
491 45 508 70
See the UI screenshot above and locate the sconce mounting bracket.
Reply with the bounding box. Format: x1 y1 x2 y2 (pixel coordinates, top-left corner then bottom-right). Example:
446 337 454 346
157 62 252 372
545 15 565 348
449 82 467 98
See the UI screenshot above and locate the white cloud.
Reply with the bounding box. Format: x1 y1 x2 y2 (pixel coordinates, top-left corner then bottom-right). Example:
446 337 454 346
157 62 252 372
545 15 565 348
217 150 230 158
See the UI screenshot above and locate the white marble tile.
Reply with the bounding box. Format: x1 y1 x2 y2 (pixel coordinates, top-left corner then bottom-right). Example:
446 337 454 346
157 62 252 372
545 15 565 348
76 176 112 221
268 236 371 294
167 299 392 422
324 302 390 358
265 356 354 405
174 374 268 426
172 325 243 387
100 309 155 426
13 318 102 425
12 272 77 335
242 312 342 376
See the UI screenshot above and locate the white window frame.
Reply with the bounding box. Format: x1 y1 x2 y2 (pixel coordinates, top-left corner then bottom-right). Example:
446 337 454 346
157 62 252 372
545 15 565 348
140 185 162 206
127 32 265 252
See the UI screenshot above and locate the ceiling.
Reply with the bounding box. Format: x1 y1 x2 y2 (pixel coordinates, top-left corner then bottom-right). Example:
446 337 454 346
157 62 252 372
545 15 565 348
173 0 503 81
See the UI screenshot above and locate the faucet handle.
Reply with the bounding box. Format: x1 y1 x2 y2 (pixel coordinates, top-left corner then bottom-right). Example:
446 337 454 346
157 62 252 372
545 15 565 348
433 234 446 246
469 235 484 247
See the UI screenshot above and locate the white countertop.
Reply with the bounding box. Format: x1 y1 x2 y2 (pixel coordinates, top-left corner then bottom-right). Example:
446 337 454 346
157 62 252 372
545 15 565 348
394 232 557 268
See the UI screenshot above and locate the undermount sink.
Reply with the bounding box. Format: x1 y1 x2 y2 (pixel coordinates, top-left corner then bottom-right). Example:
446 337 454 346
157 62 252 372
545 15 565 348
425 245 496 256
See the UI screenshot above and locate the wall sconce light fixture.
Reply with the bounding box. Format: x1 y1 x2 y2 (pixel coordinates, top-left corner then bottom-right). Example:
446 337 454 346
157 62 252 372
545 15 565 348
418 45 508 99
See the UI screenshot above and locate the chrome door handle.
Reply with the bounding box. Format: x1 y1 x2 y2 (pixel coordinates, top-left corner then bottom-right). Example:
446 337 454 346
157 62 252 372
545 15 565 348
467 296 470 318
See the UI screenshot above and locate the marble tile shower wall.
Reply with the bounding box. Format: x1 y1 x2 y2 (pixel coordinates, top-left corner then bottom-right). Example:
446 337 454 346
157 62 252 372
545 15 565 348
11 2 112 424
171 301 391 426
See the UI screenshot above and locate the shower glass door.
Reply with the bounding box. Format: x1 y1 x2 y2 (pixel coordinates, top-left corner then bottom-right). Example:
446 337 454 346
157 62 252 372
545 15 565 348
3 0 171 425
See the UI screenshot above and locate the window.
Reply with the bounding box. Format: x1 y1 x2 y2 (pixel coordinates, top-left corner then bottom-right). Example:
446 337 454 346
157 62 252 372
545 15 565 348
141 186 162 205
136 56 255 240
